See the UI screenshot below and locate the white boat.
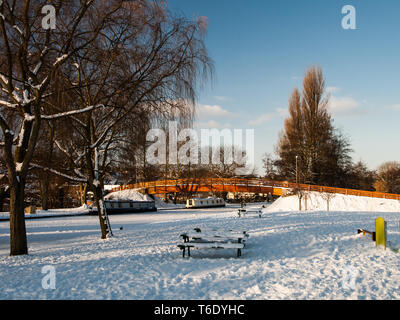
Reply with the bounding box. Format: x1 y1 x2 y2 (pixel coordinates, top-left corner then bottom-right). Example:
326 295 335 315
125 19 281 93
186 197 226 209
89 199 157 214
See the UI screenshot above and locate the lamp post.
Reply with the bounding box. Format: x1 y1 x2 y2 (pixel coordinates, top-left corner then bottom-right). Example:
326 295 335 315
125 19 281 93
295 155 301 211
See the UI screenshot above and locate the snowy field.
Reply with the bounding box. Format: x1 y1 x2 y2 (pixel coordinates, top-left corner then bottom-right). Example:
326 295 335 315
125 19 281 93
1 199 400 300
0 206 90 221
267 192 400 213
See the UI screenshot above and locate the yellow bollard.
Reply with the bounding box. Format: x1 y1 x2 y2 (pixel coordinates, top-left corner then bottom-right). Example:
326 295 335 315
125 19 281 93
375 217 387 250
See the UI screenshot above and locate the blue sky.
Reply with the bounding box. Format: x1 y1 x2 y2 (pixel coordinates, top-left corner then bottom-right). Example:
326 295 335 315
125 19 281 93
167 0 400 174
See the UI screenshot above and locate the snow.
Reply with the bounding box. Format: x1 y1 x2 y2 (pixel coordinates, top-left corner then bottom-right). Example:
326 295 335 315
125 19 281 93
105 189 153 202
53 54 68 67
1 199 400 300
24 113 35 122
23 89 33 105
31 76 48 90
0 99 15 109
104 185 120 191
266 192 400 213
0 206 90 221
4 129 14 136
17 125 25 147
32 61 42 76
13 25 23 36
0 73 8 85
41 104 101 120
15 162 23 172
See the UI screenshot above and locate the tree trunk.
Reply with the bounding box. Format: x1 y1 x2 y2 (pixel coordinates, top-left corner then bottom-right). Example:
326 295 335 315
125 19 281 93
304 194 308 211
93 185 112 239
298 193 302 211
79 183 88 206
9 181 28 255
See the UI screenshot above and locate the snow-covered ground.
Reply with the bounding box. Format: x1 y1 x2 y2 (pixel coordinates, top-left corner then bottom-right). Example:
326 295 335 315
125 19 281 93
0 206 90 221
267 191 400 213
1 196 400 300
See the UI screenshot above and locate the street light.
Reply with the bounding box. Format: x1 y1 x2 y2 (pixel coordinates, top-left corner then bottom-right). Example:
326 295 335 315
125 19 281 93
295 155 299 185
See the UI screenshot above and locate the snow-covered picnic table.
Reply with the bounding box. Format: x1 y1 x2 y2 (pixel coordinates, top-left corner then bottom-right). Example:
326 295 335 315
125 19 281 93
178 228 249 258
237 208 262 218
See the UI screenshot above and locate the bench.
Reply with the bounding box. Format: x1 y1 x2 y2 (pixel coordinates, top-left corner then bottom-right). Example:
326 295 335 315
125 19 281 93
237 208 262 218
178 228 248 258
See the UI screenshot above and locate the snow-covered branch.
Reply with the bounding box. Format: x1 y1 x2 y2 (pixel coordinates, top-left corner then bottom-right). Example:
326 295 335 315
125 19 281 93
53 54 69 67
0 73 8 87
32 61 42 76
41 104 104 120
0 99 17 109
30 163 87 183
53 139 69 156
12 25 23 37
89 127 113 150
30 47 49 77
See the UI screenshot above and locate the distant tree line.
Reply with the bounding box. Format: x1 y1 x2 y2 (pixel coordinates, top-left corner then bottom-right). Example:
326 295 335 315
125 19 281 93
263 66 400 193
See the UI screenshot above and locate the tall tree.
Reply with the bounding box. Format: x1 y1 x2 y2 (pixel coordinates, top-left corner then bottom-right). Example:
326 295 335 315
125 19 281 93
275 66 352 187
275 88 305 180
0 0 115 255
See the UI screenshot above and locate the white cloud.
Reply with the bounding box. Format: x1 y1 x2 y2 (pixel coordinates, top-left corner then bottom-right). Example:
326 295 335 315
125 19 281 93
327 96 360 115
386 104 400 111
247 107 287 126
276 107 288 117
214 96 234 102
196 104 236 120
326 86 341 94
195 120 232 129
248 113 274 126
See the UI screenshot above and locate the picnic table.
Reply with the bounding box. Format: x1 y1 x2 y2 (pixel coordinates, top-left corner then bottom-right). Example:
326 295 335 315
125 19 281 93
178 228 249 258
237 208 262 218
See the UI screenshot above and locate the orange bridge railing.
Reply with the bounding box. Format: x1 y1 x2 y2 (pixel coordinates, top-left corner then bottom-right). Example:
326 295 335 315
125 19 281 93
108 178 400 201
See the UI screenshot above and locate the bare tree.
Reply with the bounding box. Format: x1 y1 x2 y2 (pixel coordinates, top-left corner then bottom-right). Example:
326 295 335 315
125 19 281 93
262 153 277 180
321 192 335 212
0 0 119 255
33 1 213 239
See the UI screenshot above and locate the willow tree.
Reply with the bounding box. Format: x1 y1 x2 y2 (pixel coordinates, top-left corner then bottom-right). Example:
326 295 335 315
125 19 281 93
32 1 213 239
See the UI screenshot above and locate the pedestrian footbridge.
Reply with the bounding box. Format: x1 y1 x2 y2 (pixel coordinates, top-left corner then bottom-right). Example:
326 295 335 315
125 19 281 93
108 178 400 200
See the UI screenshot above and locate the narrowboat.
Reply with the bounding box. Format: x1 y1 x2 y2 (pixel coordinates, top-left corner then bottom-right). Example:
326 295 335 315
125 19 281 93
186 197 226 209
